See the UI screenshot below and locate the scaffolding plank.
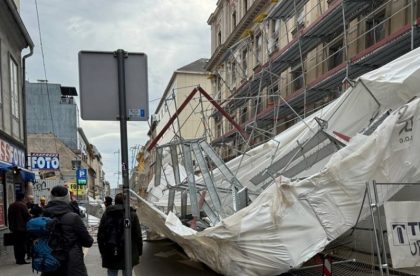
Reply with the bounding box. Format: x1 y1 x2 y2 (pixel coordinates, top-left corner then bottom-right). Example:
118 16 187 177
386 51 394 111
154 147 163 187
181 190 188 219
182 144 200 218
199 141 243 189
167 145 181 213
200 196 220 226
191 142 223 216
250 130 329 185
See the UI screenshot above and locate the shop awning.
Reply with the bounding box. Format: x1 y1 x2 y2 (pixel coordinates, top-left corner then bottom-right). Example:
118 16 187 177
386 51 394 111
0 160 35 182
19 167 35 182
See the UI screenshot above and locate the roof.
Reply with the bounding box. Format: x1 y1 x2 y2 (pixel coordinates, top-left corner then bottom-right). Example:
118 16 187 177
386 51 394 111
154 58 209 114
176 58 209 73
4 0 34 48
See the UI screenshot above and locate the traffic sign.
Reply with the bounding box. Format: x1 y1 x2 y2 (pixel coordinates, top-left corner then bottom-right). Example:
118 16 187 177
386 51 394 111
76 169 87 185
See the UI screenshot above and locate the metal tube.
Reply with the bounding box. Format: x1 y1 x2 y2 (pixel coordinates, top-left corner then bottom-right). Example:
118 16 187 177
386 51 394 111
366 181 384 276
116 49 132 276
372 180 390 276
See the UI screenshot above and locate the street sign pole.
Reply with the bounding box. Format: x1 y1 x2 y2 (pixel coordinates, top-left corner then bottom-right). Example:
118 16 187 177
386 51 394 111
116 49 132 276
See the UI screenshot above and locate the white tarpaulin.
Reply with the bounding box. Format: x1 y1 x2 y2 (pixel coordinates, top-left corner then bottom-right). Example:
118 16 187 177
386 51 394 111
140 47 420 275
384 201 420 269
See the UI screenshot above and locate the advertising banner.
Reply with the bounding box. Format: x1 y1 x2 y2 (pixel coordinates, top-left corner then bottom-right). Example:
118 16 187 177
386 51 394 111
384 201 420 268
0 138 25 167
31 153 60 170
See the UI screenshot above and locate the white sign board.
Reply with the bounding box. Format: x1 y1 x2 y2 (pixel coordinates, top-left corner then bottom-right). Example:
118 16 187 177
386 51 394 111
384 201 420 268
78 51 149 121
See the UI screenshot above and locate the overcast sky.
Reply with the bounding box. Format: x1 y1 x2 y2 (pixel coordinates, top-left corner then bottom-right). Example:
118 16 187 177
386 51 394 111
21 0 217 188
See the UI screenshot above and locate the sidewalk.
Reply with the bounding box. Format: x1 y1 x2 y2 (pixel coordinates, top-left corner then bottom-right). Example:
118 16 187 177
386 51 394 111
0 239 219 276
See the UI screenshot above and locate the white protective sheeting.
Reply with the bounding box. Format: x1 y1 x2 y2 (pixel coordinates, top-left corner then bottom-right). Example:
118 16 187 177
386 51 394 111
140 47 420 275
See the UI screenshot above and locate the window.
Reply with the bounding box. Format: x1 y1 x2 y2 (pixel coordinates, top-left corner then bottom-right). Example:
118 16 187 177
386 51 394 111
10 57 19 118
268 84 278 105
232 11 237 30
366 10 386 48
291 63 304 92
240 106 247 124
243 0 247 15
255 34 262 64
218 30 222 46
231 61 236 85
328 39 344 70
242 49 248 75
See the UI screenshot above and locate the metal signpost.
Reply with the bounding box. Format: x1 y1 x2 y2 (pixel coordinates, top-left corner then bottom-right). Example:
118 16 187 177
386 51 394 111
79 50 148 276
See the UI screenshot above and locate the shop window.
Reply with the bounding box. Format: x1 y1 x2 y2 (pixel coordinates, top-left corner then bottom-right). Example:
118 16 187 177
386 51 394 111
366 10 386 48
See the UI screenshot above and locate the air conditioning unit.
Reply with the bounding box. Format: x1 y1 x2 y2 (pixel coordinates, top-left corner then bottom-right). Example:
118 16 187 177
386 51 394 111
151 114 160 124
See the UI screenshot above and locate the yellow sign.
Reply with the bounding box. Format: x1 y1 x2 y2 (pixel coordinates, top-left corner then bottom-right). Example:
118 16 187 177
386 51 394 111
66 180 87 196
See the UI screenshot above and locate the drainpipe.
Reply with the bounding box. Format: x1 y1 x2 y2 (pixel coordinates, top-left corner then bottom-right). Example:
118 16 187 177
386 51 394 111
22 46 34 169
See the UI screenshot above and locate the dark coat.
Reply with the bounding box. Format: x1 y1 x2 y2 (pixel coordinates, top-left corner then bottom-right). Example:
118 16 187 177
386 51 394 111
97 204 142 270
41 201 94 276
7 200 30 232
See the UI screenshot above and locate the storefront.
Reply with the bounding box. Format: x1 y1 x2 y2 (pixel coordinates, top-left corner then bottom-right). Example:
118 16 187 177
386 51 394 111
0 137 35 230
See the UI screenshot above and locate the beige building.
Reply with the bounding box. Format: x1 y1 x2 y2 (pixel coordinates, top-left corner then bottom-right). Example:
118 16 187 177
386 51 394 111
154 58 212 144
207 0 420 160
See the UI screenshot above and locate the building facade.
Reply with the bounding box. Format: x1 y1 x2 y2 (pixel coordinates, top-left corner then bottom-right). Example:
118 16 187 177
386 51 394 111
0 0 34 251
26 81 105 200
154 58 212 144
207 0 420 160
26 82 79 150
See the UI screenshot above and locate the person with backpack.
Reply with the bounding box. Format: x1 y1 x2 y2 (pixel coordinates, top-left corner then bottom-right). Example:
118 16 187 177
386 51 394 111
97 193 143 276
40 185 93 276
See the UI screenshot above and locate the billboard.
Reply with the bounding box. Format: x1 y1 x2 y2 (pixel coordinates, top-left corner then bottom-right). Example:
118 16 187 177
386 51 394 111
31 153 60 170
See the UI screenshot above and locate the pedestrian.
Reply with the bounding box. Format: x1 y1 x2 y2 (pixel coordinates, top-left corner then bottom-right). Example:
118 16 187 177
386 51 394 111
42 185 93 276
97 193 143 276
39 196 46 208
104 196 112 208
69 191 81 216
7 191 30 265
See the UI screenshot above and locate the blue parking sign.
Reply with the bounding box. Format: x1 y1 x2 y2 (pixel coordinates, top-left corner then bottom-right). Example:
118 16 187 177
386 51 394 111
76 169 87 185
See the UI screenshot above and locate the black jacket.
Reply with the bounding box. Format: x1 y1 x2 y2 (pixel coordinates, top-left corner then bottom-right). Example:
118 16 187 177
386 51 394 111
7 200 30 232
97 204 142 270
42 201 93 276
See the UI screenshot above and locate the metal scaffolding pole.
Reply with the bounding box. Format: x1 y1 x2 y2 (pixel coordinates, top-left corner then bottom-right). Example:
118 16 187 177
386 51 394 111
294 0 307 118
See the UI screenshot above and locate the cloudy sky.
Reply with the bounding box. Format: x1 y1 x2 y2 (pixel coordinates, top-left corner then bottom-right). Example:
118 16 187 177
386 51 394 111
20 0 217 188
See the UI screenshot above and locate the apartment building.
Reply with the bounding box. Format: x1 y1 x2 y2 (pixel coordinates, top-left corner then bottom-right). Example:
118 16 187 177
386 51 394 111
26 81 106 199
207 0 420 160
154 58 212 144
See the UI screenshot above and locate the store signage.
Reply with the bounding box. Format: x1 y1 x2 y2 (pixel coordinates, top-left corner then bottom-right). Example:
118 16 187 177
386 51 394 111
76 169 87 185
384 201 420 268
31 153 60 170
0 138 25 167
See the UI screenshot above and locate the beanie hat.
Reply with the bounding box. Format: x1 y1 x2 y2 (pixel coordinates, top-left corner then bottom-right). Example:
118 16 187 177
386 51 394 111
50 186 70 203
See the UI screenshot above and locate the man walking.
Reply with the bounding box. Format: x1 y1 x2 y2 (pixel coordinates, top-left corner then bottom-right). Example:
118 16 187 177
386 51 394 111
7 192 30 264
42 185 93 276
98 193 143 276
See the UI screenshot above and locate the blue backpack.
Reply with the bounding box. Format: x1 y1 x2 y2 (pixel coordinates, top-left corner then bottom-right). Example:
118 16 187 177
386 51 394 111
26 216 68 273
